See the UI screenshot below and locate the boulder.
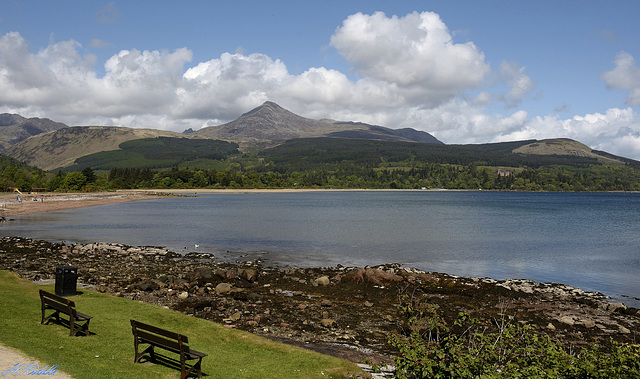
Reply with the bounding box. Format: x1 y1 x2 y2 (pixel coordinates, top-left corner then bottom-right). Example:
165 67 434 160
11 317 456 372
321 318 335 328
238 268 258 282
363 267 403 285
606 302 627 312
559 315 575 326
580 319 596 328
341 267 404 284
342 268 365 283
314 276 330 286
215 282 233 295
189 267 217 284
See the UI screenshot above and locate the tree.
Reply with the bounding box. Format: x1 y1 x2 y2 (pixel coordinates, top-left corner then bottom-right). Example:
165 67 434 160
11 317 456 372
82 167 97 183
62 172 86 191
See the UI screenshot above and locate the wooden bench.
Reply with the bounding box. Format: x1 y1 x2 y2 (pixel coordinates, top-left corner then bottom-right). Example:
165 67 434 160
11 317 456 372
130 319 207 379
39 289 92 336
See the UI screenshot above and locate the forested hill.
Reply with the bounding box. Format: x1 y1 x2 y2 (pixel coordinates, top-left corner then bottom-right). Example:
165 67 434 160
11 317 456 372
258 138 637 169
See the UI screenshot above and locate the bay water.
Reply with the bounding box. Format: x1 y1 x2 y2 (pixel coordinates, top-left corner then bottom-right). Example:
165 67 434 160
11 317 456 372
2 191 639 306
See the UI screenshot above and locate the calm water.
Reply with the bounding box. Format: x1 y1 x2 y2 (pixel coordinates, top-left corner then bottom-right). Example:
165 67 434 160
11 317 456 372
2 191 639 306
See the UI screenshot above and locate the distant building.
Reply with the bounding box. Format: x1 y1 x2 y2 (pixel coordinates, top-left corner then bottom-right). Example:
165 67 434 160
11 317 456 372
495 169 512 177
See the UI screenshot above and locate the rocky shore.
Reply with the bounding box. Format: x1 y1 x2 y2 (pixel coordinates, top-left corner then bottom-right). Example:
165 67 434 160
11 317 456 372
1 236 638 365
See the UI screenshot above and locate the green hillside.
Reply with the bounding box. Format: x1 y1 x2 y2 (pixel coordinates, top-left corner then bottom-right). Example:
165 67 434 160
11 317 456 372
64 137 240 171
0 153 34 172
258 138 616 169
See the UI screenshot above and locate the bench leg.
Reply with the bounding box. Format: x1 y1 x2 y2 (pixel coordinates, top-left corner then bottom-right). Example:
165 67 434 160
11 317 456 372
69 314 75 336
68 319 90 336
180 356 203 379
134 345 154 363
80 319 91 336
195 357 203 378
41 310 60 326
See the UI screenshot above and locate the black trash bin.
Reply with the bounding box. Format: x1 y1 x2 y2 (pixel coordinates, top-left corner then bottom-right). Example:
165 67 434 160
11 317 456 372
55 266 77 296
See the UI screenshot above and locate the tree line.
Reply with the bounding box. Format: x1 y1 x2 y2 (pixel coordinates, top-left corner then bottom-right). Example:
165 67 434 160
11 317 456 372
2 161 640 193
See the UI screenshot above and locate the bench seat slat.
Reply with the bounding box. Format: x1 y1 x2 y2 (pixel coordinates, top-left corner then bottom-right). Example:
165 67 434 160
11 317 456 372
132 320 184 341
136 329 183 353
73 311 92 320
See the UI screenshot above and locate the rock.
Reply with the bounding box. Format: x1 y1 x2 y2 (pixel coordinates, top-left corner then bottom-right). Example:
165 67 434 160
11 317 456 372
619 326 631 334
364 301 374 307
342 268 365 283
215 283 233 295
178 291 189 300
314 276 330 286
343 266 405 284
238 268 258 282
190 267 217 284
606 302 627 312
580 319 596 328
363 267 403 285
137 280 155 292
547 322 556 331
156 274 170 284
230 312 242 321
321 318 335 328
559 316 575 326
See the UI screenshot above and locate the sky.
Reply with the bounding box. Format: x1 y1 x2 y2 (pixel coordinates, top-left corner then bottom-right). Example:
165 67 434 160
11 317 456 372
1 1 640 159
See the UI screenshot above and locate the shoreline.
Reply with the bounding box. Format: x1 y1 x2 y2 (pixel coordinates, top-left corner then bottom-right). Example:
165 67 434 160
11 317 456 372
1 189 638 361
0 188 462 217
0 190 170 217
1 236 638 364
2 188 638 217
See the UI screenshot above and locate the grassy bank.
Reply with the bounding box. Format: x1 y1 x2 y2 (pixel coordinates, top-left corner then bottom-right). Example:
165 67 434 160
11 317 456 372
0 270 362 378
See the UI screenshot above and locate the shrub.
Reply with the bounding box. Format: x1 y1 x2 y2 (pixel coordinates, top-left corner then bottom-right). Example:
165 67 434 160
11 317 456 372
389 295 640 378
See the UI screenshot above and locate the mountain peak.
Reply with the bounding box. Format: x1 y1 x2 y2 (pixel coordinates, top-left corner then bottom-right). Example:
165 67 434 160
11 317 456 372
240 101 288 118
194 102 442 150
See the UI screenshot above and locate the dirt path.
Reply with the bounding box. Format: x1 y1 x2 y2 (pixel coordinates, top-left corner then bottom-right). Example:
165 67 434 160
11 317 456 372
0 344 73 378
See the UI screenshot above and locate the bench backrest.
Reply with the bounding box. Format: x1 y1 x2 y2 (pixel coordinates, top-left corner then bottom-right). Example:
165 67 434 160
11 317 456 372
39 290 77 315
130 319 191 353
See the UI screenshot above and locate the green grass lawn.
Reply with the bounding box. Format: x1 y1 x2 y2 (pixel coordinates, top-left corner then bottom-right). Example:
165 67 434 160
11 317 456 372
0 270 362 378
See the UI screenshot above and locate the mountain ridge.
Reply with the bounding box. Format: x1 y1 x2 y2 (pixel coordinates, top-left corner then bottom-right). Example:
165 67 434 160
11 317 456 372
193 101 442 149
2 102 637 171
0 113 68 151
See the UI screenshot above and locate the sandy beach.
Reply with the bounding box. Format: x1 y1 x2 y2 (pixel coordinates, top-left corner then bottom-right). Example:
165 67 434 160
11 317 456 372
0 191 169 217
0 188 410 217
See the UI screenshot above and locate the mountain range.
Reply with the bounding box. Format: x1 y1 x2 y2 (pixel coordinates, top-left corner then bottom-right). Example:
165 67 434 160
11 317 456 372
1 101 636 171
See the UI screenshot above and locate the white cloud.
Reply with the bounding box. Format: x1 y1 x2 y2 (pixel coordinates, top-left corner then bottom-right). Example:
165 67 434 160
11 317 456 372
329 11 489 107
88 39 111 48
95 2 123 25
601 51 640 106
498 61 535 108
1 9 640 161
499 108 640 159
178 52 289 120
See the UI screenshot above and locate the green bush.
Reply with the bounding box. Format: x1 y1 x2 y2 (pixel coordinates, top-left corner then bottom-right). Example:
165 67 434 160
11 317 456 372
389 295 640 378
